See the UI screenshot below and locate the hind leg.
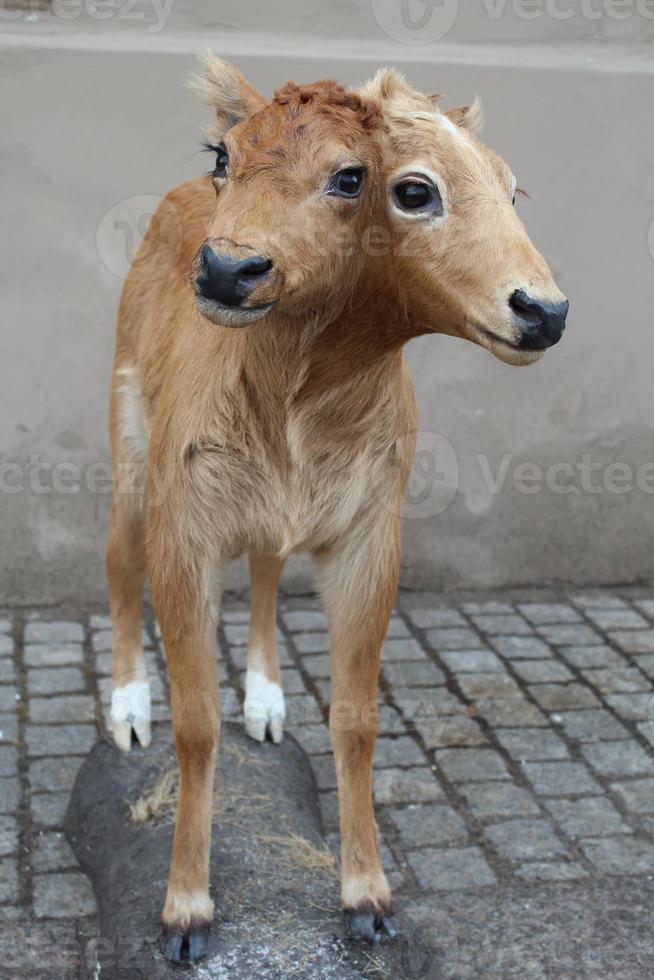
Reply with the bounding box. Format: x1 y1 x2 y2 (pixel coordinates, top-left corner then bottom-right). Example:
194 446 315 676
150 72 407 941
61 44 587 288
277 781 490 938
107 366 151 751
107 498 150 750
244 554 286 743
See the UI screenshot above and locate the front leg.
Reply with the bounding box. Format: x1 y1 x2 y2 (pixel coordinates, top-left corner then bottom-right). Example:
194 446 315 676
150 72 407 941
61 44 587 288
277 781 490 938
316 516 400 944
150 543 223 965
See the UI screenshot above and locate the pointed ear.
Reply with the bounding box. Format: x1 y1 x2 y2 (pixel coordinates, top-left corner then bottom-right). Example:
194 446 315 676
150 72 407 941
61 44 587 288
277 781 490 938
357 67 414 104
358 69 442 118
189 55 267 141
444 98 483 134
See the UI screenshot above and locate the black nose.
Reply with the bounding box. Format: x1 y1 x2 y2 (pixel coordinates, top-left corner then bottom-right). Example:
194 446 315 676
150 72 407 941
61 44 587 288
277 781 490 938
196 246 273 307
509 289 569 350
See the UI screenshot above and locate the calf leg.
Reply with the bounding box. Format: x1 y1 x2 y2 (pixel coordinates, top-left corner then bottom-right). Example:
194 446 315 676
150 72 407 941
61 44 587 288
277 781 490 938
107 498 151 751
152 556 222 964
316 518 400 942
107 365 151 751
244 554 286 743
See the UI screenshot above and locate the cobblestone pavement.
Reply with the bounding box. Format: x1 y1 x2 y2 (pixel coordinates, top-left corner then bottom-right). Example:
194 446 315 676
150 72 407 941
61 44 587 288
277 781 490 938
3 587 654 977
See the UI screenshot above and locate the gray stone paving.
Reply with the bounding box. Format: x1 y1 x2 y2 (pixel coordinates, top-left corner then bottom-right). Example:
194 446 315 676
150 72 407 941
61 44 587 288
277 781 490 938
2 587 654 976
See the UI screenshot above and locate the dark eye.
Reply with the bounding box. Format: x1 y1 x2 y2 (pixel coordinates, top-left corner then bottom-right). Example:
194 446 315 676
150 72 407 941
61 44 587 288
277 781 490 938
214 146 229 178
393 179 443 216
328 167 365 199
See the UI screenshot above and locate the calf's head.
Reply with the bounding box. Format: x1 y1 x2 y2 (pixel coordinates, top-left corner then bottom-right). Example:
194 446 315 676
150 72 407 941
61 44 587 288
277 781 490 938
361 70 568 365
192 58 381 327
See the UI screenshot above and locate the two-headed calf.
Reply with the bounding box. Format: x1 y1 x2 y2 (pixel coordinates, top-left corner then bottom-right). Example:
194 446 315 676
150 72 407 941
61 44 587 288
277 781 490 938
108 58 568 962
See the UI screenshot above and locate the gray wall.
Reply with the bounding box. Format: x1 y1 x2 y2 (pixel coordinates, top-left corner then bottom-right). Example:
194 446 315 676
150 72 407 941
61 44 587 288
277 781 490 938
1 2 654 603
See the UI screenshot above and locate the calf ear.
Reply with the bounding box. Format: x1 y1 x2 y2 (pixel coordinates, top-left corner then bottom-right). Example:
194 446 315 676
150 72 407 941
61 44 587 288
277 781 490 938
357 67 415 104
444 99 483 134
190 55 267 140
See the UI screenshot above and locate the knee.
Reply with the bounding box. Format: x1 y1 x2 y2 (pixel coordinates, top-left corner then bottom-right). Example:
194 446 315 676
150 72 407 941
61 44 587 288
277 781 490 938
173 705 220 763
330 698 377 743
329 707 376 765
175 730 219 776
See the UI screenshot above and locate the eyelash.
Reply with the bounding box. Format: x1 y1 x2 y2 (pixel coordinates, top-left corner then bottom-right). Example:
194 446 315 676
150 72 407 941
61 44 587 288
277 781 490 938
202 142 224 177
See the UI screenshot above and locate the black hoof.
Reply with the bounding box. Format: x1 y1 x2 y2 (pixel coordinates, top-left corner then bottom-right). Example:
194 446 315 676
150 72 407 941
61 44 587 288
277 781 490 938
160 920 211 964
344 906 397 945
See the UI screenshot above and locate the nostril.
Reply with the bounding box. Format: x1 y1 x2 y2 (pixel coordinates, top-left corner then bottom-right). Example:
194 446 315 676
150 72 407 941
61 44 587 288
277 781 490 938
239 256 273 279
509 288 544 326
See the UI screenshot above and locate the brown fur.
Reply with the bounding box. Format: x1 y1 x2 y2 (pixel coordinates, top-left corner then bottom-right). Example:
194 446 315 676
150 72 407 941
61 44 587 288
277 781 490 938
107 59 566 950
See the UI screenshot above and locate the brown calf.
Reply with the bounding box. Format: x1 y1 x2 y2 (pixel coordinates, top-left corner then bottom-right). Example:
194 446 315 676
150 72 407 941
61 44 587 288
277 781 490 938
107 59 568 962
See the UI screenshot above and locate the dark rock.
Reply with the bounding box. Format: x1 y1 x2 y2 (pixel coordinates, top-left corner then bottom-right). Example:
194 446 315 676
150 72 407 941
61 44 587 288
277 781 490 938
64 722 397 979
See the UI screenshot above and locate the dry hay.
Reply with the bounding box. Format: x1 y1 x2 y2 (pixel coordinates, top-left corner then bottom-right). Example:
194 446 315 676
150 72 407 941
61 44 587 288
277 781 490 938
129 767 273 825
255 831 337 877
129 769 336 878
129 768 178 825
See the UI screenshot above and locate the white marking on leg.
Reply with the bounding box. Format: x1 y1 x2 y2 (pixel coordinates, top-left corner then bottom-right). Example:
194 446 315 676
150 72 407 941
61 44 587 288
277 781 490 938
244 668 285 744
117 369 149 462
115 367 149 510
111 679 152 751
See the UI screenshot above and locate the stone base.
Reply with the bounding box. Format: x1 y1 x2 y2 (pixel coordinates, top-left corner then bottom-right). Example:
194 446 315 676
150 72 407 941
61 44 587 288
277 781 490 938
63 722 399 979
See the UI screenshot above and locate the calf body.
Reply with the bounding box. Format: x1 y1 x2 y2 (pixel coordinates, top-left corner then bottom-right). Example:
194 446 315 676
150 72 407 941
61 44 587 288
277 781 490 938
108 61 567 962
